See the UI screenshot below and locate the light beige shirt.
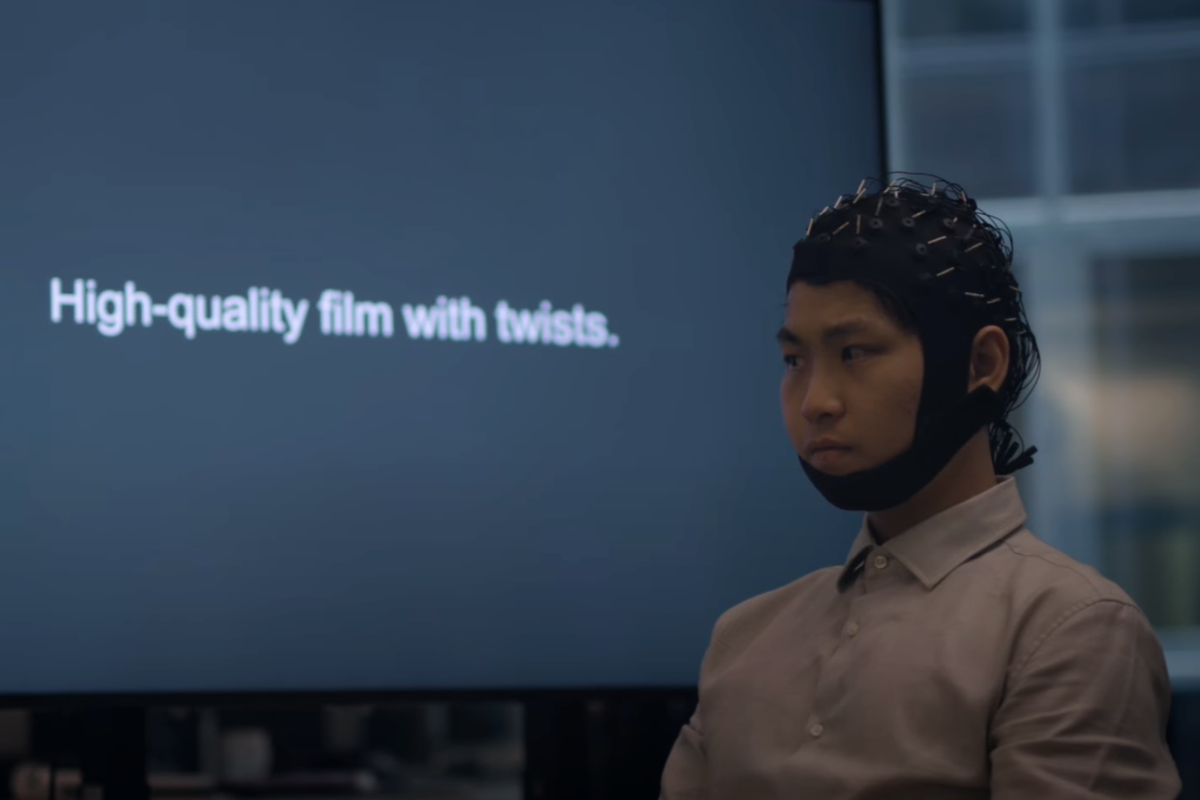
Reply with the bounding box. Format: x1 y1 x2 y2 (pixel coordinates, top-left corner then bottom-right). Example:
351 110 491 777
660 476 1180 799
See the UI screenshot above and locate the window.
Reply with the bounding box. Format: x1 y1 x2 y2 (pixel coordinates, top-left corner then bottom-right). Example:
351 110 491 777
1064 0 1200 29
898 0 1030 39
1091 255 1200 627
886 0 1200 683
1066 48 1200 193
897 68 1036 198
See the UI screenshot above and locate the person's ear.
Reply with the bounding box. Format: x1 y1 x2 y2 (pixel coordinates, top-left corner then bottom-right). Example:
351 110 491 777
968 325 1010 393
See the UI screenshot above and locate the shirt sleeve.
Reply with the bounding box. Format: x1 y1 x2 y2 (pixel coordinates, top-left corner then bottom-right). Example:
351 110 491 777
659 704 707 800
661 610 737 800
989 598 1181 799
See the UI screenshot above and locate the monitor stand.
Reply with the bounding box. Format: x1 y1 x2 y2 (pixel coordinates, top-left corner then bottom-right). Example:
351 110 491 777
522 692 697 799
80 707 148 800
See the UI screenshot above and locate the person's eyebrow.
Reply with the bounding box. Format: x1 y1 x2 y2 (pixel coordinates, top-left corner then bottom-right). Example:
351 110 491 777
775 317 879 347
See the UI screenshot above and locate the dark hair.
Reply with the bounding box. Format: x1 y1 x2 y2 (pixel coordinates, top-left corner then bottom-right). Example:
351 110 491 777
788 173 1041 473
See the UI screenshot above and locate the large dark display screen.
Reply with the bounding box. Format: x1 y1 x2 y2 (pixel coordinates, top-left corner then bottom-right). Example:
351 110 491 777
0 0 882 693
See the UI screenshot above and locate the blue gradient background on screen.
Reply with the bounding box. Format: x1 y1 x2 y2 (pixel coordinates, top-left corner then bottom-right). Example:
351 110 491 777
0 0 881 692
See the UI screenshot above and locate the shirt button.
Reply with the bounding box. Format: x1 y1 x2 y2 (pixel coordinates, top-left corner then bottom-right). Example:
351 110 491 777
873 554 888 569
809 722 824 738
846 621 859 637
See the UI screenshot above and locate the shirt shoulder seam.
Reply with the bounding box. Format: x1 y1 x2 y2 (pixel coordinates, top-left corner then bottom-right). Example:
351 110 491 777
1010 596 1139 683
999 538 1121 594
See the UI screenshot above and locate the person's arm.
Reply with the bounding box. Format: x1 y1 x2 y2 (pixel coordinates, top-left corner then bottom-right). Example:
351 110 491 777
659 703 707 800
660 613 739 800
990 598 1181 799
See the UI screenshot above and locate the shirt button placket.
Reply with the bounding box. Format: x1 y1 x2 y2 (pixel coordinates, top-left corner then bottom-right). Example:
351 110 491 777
873 553 888 570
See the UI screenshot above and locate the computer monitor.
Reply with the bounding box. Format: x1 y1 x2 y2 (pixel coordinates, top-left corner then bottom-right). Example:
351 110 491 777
0 0 884 696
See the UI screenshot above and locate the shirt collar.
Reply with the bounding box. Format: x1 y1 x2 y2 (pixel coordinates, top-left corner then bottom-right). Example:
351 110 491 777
837 475 1028 591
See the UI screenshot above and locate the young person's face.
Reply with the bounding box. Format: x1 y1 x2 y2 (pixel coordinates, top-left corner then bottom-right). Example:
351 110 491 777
778 280 925 476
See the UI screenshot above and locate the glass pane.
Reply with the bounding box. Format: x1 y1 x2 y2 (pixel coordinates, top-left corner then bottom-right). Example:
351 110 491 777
1065 0 1200 28
1126 0 1200 24
899 0 1030 38
898 69 1036 198
1091 255 1200 628
1066 57 1200 193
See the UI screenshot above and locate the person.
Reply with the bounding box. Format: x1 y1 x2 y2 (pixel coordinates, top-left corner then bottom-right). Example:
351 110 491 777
659 175 1182 799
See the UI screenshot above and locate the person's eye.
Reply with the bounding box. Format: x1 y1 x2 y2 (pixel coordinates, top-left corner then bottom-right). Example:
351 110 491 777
783 354 802 370
843 345 871 363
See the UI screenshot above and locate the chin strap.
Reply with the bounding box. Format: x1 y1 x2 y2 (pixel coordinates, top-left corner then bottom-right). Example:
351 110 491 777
799 386 1007 513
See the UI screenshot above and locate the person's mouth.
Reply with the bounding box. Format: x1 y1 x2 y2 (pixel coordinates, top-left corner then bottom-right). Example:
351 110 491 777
808 446 853 469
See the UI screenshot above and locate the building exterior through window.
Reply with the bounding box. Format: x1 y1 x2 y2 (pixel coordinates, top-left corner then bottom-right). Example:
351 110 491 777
883 0 1200 688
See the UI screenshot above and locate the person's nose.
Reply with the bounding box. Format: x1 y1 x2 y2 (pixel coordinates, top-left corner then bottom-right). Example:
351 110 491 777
799 367 845 424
